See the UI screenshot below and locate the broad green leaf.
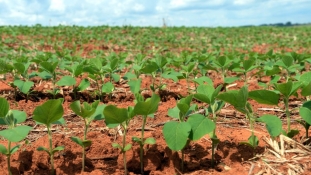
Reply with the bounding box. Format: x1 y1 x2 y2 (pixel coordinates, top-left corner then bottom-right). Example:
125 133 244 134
282 56 294 68
123 143 132 151
249 90 280 105
301 82 311 97
168 106 180 119
52 146 65 154
40 61 58 74
243 59 256 72
134 94 160 116
37 71 52 80
123 72 137 80
194 84 215 104
112 143 122 149
13 80 34 94
144 137 156 145
224 77 239 84
70 137 92 147
163 121 191 151
257 115 282 137
33 99 64 126
275 81 301 98
0 97 9 118
300 71 311 83
0 144 8 154
0 125 32 142
140 61 158 74
77 78 90 91
217 86 248 112
128 79 142 94
102 82 114 93
10 144 21 154
56 76 76 86
70 100 99 119
104 105 128 125
11 110 27 124
92 104 106 120
300 107 311 125
188 114 215 141
111 73 120 82
193 76 213 85
13 62 26 74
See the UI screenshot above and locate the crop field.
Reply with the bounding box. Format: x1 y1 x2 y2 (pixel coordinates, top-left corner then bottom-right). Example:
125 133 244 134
0 25 311 175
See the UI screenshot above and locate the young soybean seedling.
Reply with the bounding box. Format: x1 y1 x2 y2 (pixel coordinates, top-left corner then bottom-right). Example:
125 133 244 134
104 105 135 175
33 99 65 175
194 84 224 167
133 94 160 175
70 100 99 173
163 95 215 172
0 98 32 175
274 81 302 137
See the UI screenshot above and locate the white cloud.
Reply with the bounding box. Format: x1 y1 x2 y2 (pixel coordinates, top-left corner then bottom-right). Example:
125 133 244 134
0 0 310 26
48 0 65 13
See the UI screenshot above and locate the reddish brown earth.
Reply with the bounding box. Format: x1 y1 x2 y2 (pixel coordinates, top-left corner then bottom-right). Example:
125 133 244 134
0 69 310 175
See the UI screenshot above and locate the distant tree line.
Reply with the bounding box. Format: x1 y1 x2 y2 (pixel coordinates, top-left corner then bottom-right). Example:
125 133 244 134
241 21 311 27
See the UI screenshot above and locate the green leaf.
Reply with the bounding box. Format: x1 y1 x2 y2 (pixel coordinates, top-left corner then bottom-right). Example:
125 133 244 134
112 143 122 149
13 80 34 94
224 77 239 84
0 97 9 118
52 146 65 154
0 144 8 154
70 100 99 119
188 114 215 141
92 104 106 120
300 71 311 83
70 137 92 147
144 137 156 145
111 73 120 82
33 99 64 126
257 115 282 137
40 61 58 74
77 78 90 91
167 106 180 119
193 76 213 85
194 84 215 104
249 90 280 105
301 82 311 97
134 94 160 116
217 86 248 113
37 146 50 155
123 143 132 151
300 107 311 125
140 61 158 74
163 121 191 151
128 79 142 94
275 81 301 98
102 82 114 93
104 105 128 125
0 125 32 142
11 110 27 124
56 76 76 86
10 144 21 154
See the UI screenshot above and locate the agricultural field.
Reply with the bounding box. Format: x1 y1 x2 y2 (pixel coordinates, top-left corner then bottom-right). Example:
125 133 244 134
0 25 311 175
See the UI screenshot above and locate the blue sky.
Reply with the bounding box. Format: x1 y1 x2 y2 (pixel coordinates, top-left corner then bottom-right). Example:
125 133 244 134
0 0 310 27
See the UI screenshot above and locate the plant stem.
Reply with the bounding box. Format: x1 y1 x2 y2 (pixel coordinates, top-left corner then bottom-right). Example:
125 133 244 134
122 125 128 175
211 111 217 167
181 149 184 173
7 141 12 175
82 121 89 173
48 126 55 175
140 116 147 175
284 98 291 133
